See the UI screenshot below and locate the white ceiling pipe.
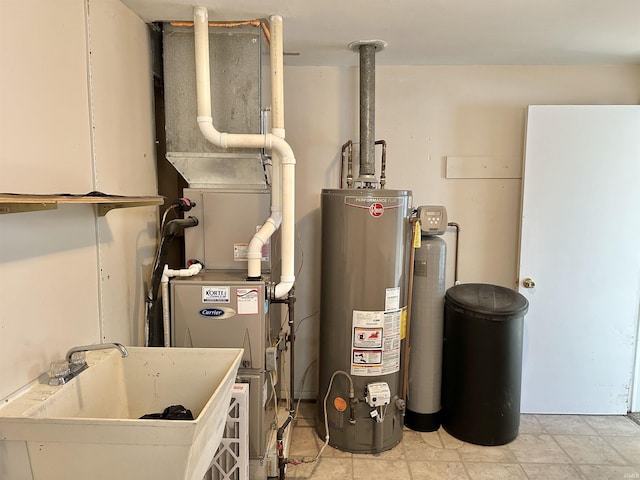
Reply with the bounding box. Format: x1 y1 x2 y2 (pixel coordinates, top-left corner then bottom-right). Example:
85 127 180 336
267 13 284 246
194 6 296 298
267 14 295 299
269 15 285 138
248 15 286 278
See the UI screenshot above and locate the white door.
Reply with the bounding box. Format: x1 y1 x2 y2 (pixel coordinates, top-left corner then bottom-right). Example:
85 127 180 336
519 105 640 414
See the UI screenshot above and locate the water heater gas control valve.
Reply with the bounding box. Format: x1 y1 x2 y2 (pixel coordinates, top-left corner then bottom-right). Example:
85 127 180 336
365 382 391 407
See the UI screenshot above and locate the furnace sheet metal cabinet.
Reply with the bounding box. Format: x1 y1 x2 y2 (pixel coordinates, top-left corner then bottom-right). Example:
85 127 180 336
171 271 278 460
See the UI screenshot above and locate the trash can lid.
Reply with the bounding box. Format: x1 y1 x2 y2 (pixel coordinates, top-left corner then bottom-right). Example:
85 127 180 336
445 283 529 320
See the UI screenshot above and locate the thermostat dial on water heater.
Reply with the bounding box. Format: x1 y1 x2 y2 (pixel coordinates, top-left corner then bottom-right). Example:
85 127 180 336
418 205 447 235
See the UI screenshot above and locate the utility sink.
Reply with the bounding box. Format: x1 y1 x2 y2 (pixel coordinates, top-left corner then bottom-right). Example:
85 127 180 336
0 347 243 480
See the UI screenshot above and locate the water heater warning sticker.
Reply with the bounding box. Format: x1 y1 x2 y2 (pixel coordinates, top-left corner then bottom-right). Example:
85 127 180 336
351 310 401 376
353 327 383 349
353 350 382 365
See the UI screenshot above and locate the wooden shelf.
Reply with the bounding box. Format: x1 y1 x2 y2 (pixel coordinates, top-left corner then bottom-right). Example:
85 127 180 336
0 193 165 216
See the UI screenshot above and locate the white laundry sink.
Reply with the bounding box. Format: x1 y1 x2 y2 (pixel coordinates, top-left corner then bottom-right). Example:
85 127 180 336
0 347 242 480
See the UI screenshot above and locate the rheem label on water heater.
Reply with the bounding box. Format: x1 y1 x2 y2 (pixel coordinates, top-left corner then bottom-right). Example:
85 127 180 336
351 310 401 376
343 196 404 217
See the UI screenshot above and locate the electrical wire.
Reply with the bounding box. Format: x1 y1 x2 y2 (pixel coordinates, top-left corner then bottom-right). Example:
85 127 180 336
262 153 272 187
294 310 318 335
280 306 290 330
295 228 304 280
293 359 317 422
159 204 177 234
144 204 179 346
149 205 178 292
317 370 354 461
269 371 279 427
290 370 355 465
379 403 390 422
279 333 291 411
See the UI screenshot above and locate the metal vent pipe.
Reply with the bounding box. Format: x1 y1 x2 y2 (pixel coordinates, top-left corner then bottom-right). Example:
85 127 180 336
349 40 387 185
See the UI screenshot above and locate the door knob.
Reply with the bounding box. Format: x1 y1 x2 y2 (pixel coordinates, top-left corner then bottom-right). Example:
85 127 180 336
522 278 536 289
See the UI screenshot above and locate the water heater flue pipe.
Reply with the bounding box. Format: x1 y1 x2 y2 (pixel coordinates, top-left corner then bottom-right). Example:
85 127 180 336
193 6 296 299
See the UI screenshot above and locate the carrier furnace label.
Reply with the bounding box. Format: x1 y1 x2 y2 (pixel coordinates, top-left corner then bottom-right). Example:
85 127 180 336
351 310 401 376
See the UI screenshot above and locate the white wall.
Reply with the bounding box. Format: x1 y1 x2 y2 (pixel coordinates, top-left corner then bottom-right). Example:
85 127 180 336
88 0 158 345
0 0 157 400
284 65 640 398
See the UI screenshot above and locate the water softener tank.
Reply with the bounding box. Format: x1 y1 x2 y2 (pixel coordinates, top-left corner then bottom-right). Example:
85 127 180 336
317 188 412 453
405 235 446 431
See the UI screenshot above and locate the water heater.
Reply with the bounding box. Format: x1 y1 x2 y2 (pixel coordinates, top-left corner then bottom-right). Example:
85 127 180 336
317 189 412 452
316 39 414 453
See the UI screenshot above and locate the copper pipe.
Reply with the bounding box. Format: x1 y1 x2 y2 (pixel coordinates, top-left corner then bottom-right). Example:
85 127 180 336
170 19 271 43
402 217 419 403
347 142 353 188
375 139 387 188
340 140 353 189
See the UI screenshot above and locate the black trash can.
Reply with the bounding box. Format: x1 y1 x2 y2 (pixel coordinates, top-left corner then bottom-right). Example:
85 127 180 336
441 283 529 446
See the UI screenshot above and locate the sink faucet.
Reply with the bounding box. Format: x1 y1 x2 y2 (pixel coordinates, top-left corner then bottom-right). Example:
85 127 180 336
66 342 128 364
48 343 128 386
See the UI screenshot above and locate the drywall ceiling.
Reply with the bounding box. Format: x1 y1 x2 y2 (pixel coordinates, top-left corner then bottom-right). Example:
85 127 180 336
121 0 640 66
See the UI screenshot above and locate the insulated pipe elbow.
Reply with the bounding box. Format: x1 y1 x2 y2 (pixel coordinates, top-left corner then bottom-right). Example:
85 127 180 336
162 262 203 283
247 215 281 278
161 265 171 285
271 136 296 165
274 278 295 299
167 263 203 278
197 117 225 147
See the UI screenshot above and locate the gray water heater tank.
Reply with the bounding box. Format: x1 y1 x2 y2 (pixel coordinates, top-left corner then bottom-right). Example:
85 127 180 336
317 188 412 453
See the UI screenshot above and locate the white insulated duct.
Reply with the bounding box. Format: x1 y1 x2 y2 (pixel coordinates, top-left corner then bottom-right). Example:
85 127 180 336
194 6 295 299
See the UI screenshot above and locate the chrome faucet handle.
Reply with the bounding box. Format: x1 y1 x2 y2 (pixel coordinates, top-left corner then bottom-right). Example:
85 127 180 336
69 351 86 366
48 360 71 386
69 351 87 373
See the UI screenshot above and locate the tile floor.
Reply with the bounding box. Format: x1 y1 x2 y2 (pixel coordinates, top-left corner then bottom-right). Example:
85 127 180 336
286 403 640 480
